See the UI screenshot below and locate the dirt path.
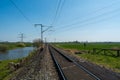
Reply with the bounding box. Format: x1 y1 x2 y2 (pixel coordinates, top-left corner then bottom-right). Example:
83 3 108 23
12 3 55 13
10 46 59 80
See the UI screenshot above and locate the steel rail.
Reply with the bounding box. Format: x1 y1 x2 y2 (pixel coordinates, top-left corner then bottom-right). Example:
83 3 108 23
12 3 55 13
50 45 101 80
49 47 67 80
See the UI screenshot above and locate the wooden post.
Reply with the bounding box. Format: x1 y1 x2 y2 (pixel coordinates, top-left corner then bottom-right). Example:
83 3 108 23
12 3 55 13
103 50 106 55
93 48 96 54
117 50 120 57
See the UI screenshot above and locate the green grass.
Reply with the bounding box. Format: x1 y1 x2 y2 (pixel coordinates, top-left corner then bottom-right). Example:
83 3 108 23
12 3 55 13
0 45 8 52
0 42 35 80
56 43 120 50
2 49 37 80
0 59 21 80
78 53 120 72
55 42 120 72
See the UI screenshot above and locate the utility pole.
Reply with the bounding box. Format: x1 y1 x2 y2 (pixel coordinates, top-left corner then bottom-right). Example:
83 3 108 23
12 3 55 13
54 38 56 43
19 33 24 43
34 24 52 47
41 24 43 44
45 37 47 43
34 24 43 47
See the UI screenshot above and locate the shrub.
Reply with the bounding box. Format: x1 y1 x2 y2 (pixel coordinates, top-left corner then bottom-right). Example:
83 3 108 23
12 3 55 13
33 39 42 48
0 44 8 52
16 43 26 47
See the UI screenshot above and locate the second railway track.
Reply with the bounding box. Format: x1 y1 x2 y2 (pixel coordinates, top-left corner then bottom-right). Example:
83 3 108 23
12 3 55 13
49 45 101 80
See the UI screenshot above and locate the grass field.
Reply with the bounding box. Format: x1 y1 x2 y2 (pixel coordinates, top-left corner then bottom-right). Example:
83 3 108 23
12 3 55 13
0 59 20 80
55 42 120 50
55 42 120 72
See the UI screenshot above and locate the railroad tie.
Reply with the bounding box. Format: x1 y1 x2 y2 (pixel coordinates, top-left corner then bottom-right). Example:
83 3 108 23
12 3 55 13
62 65 76 70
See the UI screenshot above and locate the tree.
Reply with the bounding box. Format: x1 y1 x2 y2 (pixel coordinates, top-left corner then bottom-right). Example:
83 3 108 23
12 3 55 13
33 39 42 48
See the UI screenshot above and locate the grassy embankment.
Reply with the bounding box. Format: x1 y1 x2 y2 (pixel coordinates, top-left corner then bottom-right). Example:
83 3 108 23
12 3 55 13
0 59 20 80
55 43 120 72
0 42 34 80
0 49 36 80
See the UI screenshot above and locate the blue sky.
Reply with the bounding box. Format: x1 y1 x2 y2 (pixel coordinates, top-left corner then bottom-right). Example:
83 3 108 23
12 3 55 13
0 0 120 42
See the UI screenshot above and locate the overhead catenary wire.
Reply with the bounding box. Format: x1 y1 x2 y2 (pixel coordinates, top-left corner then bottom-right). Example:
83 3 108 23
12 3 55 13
53 1 120 31
51 0 65 26
53 0 65 25
55 0 120 29
55 9 120 34
9 0 33 25
55 3 120 32
51 0 61 26
67 0 120 25
61 13 120 33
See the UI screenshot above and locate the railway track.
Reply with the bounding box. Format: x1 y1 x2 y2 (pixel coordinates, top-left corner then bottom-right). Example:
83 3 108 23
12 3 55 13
49 45 101 80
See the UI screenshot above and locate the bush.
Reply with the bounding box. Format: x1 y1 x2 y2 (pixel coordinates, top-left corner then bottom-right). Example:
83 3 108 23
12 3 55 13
33 39 42 48
25 43 33 47
0 44 8 52
16 43 26 47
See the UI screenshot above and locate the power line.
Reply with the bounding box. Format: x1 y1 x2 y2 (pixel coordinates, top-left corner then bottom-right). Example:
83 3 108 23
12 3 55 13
53 0 65 25
70 0 120 24
55 0 120 29
55 10 120 33
9 0 33 25
55 7 120 31
51 0 62 25
51 0 65 26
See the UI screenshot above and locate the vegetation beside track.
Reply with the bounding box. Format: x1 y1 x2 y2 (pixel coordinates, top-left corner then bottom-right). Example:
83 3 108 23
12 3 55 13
55 42 120 50
55 42 120 73
0 59 21 80
0 48 36 80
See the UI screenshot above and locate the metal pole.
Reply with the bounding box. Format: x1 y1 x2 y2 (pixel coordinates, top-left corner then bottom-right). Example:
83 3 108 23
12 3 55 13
21 33 23 43
19 33 24 43
34 24 52 47
41 24 43 47
45 37 46 43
